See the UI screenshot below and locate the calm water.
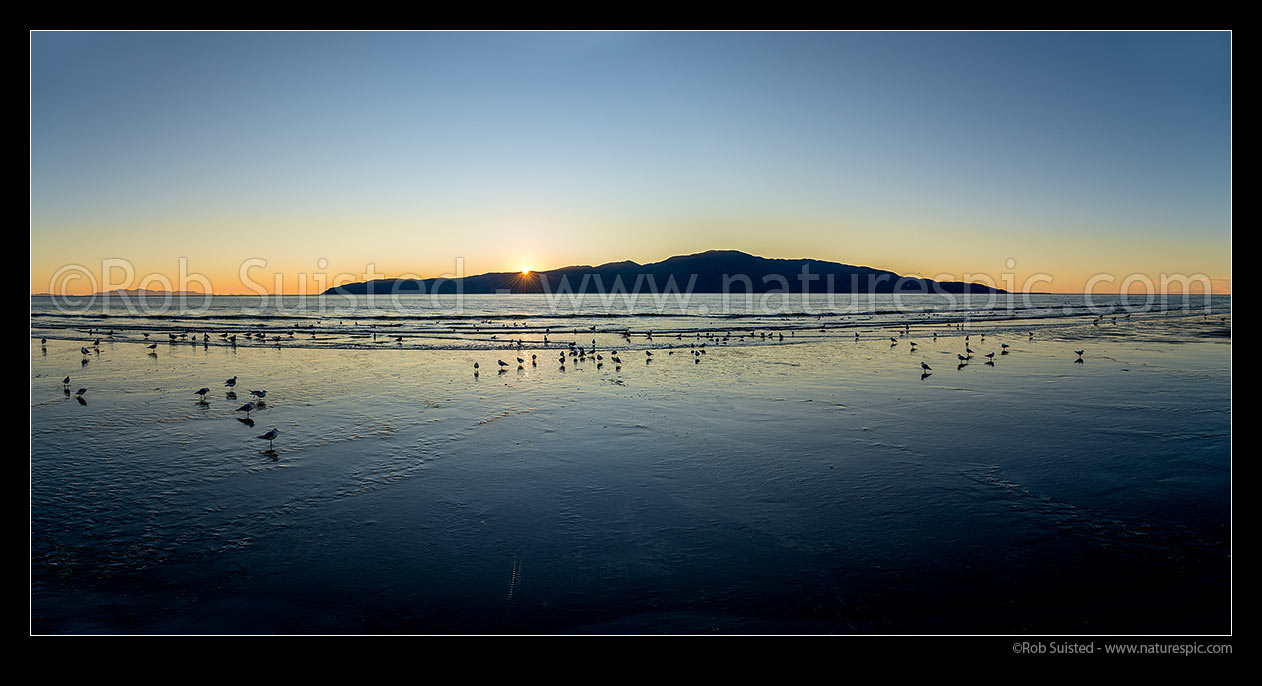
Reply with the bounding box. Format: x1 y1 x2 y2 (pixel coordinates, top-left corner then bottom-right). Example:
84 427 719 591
31 295 1231 633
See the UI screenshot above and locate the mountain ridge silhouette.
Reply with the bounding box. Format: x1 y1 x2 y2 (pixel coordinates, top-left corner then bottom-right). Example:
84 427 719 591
323 249 1007 295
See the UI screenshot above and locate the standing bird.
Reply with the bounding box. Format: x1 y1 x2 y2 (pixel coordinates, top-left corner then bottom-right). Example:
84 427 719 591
258 428 280 451
75 388 87 397
80 347 89 356
225 376 238 388
1075 350 1085 358
236 402 255 417
921 362 932 371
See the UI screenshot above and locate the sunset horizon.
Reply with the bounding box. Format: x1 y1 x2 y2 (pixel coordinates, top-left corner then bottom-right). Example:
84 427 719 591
31 245 1231 296
32 31 1230 297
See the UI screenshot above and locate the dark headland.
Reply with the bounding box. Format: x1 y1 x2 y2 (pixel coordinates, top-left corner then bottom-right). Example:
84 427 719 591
323 250 1006 295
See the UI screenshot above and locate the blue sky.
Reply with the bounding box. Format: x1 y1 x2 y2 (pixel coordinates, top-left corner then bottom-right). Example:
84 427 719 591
31 31 1231 293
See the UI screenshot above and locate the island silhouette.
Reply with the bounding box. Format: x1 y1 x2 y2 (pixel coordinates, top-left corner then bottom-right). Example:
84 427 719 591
324 250 1006 296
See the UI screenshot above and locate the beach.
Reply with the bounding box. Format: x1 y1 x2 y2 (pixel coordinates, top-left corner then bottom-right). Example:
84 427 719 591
30 296 1231 633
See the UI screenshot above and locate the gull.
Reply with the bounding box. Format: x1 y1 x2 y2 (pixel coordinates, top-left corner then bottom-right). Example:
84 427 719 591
75 388 87 396
62 376 70 386
957 354 968 362
1075 350 1085 358
41 337 47 345
249 389 267 399
258 428 279 450
1001 343 1009 349
921 362 932 371
984 352 995 360
498 360 509 368
236 402 255 416
147 343 157 351
195 387 210 397
225 376 238 388
81 347 89 356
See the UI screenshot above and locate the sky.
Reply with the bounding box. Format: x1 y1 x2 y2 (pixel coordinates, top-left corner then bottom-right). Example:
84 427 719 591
30 31 1231 294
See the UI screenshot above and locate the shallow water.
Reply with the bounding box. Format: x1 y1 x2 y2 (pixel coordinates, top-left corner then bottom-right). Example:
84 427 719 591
30 303 1231 634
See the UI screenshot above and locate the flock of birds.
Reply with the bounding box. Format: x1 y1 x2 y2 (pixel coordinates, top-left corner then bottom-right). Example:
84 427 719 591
41 319 1106 458
460 322 1089 381
52 349 282 455
471 334 710 377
